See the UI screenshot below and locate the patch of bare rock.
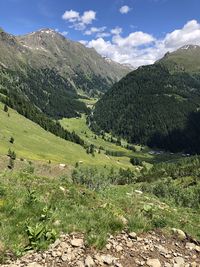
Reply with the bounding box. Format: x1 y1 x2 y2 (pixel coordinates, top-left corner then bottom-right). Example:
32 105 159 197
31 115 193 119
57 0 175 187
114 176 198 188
1 230 200 267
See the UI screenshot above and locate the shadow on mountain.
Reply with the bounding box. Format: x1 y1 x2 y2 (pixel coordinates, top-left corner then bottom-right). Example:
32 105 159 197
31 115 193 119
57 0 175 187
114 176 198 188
148 111 200 154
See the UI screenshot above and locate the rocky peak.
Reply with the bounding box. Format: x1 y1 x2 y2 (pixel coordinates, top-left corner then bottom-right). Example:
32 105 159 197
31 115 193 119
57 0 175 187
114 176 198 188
180 44 200 50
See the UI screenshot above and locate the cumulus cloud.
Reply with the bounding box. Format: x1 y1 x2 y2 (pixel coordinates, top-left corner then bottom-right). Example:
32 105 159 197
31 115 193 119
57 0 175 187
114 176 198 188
112 32 155 47
111 27 122 35
84 26 107 36
83 20 200 68
84 26 110 38
62 9 96 30
62 10 79 22
81 10 96 24
119 5 131 14
164 20 200 49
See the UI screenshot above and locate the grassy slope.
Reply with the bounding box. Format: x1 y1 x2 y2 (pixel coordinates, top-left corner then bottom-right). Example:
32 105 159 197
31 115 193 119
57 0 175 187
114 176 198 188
60 115 182 164
0 171 199 257
0 103 132 168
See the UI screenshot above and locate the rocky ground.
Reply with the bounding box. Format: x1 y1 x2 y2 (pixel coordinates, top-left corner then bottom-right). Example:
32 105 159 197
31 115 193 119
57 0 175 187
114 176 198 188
1 230 200 267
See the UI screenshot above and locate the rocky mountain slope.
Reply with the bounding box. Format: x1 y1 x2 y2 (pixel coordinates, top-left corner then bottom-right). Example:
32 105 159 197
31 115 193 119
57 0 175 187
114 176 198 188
91 45 200 153
0 28 130 95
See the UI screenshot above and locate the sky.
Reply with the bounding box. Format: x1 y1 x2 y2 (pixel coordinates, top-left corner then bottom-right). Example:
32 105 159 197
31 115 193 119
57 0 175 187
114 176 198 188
0 0 200 67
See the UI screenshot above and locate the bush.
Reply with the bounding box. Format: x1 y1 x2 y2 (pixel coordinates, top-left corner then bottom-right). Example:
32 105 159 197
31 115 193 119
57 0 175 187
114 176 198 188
130 157 142 166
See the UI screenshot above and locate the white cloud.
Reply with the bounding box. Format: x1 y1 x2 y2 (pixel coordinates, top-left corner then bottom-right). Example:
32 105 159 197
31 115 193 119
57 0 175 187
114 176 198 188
119 5 131 14
81 10 96 25
84 20 200 68
79 40 88 45
96 32 111 38
164 20 200 49
111 27 122 35
62 10 79 22
84 26 106 36
84 26 110 38
61 31 68 36
112 31 155 47
62 9 96 30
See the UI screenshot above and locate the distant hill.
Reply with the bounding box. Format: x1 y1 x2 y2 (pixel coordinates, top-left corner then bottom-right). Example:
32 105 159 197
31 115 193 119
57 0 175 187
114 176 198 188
91 45 200 153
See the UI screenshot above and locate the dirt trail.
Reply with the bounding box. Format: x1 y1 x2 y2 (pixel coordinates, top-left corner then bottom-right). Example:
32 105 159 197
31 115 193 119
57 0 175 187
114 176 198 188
1 230 200 267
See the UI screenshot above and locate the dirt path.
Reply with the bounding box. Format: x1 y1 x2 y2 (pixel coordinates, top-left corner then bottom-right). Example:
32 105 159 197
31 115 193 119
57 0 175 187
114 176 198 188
1 230 200 267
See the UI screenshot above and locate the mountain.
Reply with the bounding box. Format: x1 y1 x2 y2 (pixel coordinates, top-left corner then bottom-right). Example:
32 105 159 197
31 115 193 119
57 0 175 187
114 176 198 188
91 45 200 153
158 44 200 73
0 28 130 119
0 28 130 94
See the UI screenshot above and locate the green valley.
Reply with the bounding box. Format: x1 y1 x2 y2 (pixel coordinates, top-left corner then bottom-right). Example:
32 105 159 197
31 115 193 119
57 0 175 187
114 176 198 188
0 10 200 267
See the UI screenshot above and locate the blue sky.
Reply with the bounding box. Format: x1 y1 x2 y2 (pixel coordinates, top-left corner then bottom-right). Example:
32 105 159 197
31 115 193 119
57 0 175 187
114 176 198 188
1 0 200 67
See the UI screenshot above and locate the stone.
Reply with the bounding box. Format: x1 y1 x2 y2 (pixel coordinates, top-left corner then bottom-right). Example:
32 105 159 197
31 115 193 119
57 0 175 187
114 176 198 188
129 232 137 239
85 255 95 267
126 241 133 248
174 256 185 267
71 238 84 247
118 215 128 225
61 255 68 262
56 251 62 257
51 251 57 257
106 244 112 250
53 220 61 226
27 263 43 267
195 245 200 252
157 245 169 255
135 190 143 194
172 228 186 241
76 261 85 267
191 262 198 267
101 255 115 265
115 245 123 252
186 242 196 250
146 258 161 267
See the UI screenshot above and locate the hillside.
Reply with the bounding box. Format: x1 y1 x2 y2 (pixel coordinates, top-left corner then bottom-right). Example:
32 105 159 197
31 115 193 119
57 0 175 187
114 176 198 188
0 155 200 265
0 102 135 169
17 29 130 93
0 28 130 120
0 28 130 93
91 55 200 153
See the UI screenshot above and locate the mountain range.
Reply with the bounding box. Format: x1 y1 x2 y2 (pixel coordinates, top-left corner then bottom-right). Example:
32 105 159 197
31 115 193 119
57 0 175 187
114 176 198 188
0 28 130 118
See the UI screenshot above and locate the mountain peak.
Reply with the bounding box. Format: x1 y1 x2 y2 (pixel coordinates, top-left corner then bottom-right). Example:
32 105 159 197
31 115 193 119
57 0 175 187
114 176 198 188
180 44 200 50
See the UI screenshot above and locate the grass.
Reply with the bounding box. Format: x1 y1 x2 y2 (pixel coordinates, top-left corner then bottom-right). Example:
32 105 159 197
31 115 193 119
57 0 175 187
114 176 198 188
78 97 98 108
0 100 182 170
0 169 199 261
60 114 183 164
0 102 133 169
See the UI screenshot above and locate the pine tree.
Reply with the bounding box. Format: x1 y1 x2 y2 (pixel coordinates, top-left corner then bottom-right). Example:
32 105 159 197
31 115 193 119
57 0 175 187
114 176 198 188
3 104 8 112
9 137 14 144
7 148 12 157
8 158 14 170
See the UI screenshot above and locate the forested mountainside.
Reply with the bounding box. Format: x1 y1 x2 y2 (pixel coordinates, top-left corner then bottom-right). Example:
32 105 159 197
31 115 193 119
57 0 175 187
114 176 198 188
91 49 200 153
